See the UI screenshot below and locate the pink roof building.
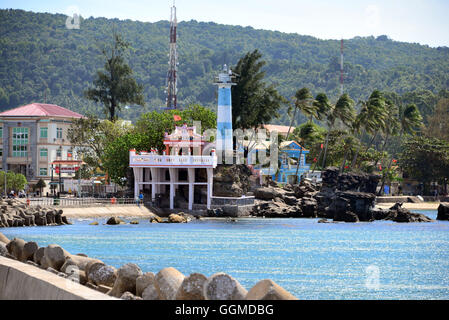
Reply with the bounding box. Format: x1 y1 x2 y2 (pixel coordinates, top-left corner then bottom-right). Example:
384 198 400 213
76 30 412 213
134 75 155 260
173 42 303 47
0 103 84 118
0 103 85 185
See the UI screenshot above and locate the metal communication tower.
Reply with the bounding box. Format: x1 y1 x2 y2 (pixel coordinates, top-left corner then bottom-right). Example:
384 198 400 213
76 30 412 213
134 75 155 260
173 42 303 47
340 39 344 95
166 1 178 110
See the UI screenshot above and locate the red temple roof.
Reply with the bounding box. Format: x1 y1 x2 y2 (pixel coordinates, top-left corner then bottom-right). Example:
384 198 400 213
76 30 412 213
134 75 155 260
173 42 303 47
0 103 84 118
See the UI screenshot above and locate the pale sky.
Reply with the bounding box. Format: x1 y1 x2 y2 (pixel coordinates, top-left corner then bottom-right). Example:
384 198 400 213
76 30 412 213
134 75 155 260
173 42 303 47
1 0 448 47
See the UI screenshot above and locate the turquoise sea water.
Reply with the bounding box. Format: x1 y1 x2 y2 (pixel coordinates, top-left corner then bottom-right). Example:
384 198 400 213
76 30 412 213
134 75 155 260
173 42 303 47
2 210 448 300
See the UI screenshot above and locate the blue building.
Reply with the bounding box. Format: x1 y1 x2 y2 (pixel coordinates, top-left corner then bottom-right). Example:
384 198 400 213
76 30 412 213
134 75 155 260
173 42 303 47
258 140 310 184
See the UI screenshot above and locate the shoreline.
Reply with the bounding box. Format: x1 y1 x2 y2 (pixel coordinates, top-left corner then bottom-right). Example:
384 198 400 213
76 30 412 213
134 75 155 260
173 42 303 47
62 203 440 219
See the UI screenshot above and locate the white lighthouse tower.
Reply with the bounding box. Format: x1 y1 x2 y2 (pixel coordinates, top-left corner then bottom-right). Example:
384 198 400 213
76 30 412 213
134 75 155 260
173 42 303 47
214 64 236 163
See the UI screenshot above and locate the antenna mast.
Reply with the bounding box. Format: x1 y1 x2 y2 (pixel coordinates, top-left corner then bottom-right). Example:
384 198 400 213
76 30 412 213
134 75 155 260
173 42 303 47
340 39 344 95
166 1 178 110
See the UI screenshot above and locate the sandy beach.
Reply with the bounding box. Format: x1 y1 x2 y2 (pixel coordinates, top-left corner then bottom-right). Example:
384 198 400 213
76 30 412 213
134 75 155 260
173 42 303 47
62 205 158 219
376 202 440 210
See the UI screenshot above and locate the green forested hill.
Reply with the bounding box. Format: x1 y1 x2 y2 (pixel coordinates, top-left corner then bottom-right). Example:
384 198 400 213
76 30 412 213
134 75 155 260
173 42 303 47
0 9 448 123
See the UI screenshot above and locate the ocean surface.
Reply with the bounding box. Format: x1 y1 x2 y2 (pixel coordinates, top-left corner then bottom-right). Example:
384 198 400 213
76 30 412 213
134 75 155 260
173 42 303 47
2 210 448 300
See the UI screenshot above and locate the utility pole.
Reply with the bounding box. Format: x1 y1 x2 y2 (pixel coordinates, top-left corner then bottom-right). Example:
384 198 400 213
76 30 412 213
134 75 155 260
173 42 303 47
4 169 6 198
340 39 344 95
166 1 178 110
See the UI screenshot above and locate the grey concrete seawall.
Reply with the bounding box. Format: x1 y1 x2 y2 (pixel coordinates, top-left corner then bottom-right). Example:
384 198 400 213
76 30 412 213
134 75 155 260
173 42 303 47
0 256 117 300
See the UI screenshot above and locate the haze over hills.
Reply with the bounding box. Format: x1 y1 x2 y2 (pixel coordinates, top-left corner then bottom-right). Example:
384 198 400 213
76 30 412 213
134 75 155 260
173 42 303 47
0 9 448 124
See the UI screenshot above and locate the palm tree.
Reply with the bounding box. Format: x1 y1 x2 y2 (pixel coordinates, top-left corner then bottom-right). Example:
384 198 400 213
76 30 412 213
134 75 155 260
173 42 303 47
294 87 316 123
320 93 355 170
310 93 332 171
373 99 400 169
350 90 387 169
290 88 315 183
286 88 314 140
378 103 423 195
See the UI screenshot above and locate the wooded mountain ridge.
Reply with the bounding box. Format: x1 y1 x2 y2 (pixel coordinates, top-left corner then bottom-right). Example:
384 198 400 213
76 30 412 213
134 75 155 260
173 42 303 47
0 9 448 123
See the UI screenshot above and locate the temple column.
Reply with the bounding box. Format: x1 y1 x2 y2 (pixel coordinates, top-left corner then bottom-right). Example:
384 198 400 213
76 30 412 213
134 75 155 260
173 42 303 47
169 168 176 209
144 168 151 192
150 168 158 202
188 168 195 211
133 167 142 200
206 168 213 209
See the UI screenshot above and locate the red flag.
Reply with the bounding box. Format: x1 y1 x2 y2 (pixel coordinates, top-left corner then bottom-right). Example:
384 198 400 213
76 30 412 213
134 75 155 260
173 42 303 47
173 114 182 121
320 144 324 149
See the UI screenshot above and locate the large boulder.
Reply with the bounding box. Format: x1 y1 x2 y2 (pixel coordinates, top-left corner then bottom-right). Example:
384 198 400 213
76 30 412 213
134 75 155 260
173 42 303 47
120 292 142 300
43 244 70 271
0 242 7 257
168 214 187 223
108 263 143 298
6 238 26 261
155 267 185 300
370 203 433 223
299 198 318 218
437 203 449 221
254 187 283 201
204 273 247 300
246 279 298 300
0 232 9 244
393 207 433 223
252 201 301 218
175 273 208 300
136 272 156 297
213 165 252 197
106 217 125 225
33 247 45 265
142 282 160 300
22 241 39 262
87 263 117 287
64 254 103 272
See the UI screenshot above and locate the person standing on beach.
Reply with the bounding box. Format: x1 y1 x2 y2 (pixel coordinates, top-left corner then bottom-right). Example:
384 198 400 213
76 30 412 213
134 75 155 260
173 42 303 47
138 192 144 206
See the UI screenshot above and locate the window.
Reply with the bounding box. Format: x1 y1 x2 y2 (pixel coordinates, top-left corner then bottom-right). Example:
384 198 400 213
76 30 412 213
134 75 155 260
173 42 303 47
12 127 28 157
57 127 63 139
0 148 2 157
40 127 48 138
57 148 62 158
0 127 3 138
39 168 47 176
40 148 48 157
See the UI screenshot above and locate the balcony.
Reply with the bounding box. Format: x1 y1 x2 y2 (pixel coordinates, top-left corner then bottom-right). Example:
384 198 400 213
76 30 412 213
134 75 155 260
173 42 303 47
129 151 217 168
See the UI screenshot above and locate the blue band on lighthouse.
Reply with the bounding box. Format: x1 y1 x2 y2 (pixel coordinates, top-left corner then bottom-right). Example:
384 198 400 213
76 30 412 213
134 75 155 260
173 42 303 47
214 65 235 160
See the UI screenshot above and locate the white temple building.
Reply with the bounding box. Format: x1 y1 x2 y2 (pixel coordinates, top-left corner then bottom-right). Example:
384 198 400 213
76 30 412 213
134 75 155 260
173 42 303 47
129 124 217 210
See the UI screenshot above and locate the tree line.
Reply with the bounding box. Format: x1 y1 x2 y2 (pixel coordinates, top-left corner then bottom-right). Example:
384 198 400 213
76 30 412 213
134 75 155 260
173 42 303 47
1 9 448 125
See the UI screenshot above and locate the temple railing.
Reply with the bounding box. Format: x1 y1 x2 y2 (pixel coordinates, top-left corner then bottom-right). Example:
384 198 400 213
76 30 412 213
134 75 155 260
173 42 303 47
130 151 217 167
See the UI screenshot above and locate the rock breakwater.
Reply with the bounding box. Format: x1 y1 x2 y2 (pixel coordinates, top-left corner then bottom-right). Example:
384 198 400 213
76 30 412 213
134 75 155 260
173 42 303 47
0 232 297 300
0 199 70 228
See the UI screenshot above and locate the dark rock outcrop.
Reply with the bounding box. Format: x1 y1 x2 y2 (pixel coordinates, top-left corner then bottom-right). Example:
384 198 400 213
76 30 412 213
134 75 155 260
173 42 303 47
437 203 449 221
213 165 253 197
315 167 381 222
370 203 432 222
106 217 125 225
